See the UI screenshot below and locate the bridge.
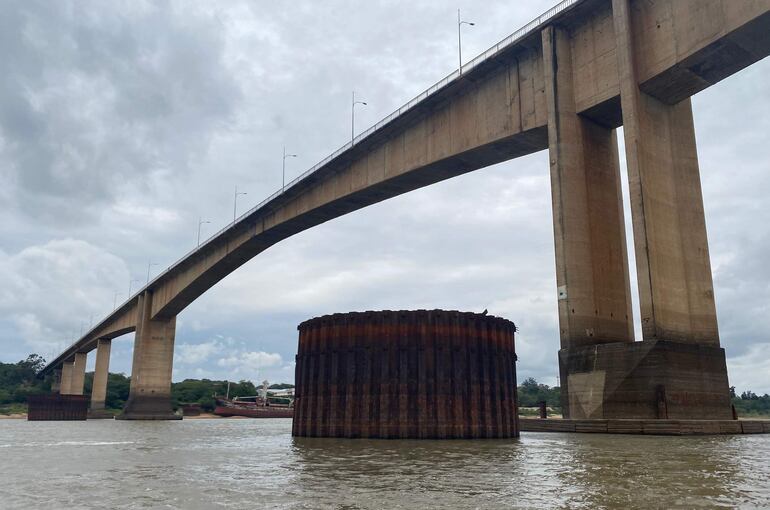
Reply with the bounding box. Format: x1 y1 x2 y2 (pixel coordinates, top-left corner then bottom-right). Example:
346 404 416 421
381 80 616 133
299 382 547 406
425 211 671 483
40 0 770 420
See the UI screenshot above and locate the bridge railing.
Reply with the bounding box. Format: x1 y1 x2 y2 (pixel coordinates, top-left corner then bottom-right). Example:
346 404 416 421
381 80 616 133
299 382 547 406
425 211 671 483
63 0 581 364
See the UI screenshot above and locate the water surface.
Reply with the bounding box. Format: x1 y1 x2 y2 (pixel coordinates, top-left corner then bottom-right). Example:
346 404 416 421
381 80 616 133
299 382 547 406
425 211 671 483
1 419 768 509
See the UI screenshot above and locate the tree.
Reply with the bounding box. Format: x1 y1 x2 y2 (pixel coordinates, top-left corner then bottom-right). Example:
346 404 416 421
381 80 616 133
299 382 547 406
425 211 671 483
517 378 561 408
269 383 295 390
0 354 50 405
19 354 47 374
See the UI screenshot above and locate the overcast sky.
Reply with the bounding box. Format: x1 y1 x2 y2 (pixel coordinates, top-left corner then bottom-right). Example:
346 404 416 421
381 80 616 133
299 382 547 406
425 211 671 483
1 0 768 392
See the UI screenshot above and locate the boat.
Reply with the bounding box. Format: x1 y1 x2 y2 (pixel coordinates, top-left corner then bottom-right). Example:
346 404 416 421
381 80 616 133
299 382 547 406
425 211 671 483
212 395 294 418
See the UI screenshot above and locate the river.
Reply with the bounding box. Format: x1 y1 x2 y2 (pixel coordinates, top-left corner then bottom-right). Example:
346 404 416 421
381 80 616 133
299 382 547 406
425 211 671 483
1 419 768 509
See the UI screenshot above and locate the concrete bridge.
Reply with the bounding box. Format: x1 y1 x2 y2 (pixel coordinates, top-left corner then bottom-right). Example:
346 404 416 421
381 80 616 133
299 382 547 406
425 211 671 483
41 0 770 420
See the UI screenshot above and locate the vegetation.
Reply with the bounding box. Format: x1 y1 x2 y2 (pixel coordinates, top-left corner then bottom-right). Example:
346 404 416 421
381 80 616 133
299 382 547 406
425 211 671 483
731 387 770 418
0 355 51 413
0 353 297 415
172 379 259 412
83 372 131 410
4 353 769 419
268 383 294 390
518 377 561 410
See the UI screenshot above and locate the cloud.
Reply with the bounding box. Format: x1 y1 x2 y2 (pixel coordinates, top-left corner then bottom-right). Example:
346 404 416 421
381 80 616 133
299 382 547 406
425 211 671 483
175 339 225 365
727 343 770 393
217 351 283 372
0 239 128 358
0 0 240 226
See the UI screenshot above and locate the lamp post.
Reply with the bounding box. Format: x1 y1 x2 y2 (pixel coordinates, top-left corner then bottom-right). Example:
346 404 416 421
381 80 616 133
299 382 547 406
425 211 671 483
146 260 159 284
128 278 141 298
352 91 367 144
233 185 247 221
113 291 122 310
197 217 211 247
458 9 475 74
282 146 297 193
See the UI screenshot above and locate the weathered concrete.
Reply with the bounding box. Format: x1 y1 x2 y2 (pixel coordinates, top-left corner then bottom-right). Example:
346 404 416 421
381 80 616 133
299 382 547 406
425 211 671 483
551 0 743 419
614 0 719 346
59 362 73 395
542 24 634 351
69 353 87 396
559 340 732 419
520 418 770 435
51 368 62 394
117 292 180 420
90 339 111 411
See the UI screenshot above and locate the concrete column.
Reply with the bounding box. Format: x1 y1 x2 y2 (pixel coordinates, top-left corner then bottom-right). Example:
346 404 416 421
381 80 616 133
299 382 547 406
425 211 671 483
117 291 180 420
60 361 74 395
541 25 634 350
613 0 719 345
90 338 112 410
51 368 62 394
70 352 87 396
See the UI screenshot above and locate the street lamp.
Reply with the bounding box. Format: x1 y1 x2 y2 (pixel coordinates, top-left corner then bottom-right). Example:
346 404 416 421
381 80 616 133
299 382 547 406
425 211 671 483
113 291 122 310
458 9 475 74
352 91 367 144
128 278 141 298
233 185 248 221
282 146 297 193
197 217 211 246
146 260 159 284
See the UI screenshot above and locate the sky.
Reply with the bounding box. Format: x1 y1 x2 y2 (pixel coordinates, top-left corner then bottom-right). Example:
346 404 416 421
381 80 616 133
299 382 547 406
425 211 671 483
0 0 768 392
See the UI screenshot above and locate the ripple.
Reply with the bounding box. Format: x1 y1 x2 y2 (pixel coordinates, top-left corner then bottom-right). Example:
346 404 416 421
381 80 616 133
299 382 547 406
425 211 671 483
0 421 768 509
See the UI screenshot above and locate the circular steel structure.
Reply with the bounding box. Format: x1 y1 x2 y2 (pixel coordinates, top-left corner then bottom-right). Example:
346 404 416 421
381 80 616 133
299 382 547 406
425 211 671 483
292 310 518 439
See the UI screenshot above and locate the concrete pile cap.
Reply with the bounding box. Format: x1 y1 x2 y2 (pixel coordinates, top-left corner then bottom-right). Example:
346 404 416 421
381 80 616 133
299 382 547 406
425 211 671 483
297 309 517 332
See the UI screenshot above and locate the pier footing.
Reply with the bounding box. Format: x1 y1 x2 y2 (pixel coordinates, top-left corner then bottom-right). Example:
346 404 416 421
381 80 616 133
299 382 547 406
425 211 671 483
520 418 770 435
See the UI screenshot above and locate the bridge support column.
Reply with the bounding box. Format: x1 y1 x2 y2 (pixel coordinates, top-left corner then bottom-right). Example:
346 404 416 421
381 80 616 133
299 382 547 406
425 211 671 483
70 352 87 396
51 368 62 394
60 361 74 395
544 0 731 420
117 291 180 420
542 25 635 418
542 25 634 348
89 339 113 418
613 0 719 345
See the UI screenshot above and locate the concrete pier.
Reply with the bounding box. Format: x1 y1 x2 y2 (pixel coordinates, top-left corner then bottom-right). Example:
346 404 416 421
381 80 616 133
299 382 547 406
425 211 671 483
117 292 180 420
520 418 770 435
70 352 87 396
554 0 735 420
613 0 720 345
90 339 111 410
51 368 62 394
88 338 114 418
542 24 634 350
59 360 74 395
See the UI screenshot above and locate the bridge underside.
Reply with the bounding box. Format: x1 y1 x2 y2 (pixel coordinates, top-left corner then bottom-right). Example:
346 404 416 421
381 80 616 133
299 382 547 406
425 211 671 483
40 0 770 422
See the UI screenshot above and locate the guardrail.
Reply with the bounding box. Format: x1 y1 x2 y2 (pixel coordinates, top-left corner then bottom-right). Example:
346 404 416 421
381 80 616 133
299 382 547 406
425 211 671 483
49 0 581 369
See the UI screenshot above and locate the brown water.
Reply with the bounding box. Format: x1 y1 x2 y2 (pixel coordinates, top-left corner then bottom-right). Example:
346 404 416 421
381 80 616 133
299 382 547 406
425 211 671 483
0 419 768 509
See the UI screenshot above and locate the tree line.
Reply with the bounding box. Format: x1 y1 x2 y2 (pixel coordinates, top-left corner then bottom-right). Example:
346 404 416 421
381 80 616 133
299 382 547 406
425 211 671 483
2 355 770 417
0 354 291 413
